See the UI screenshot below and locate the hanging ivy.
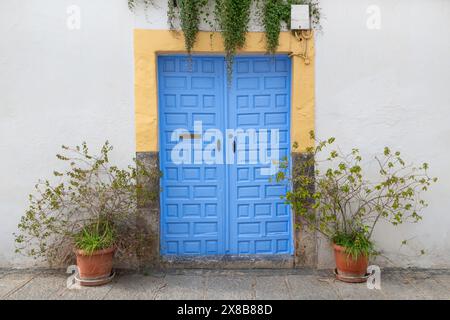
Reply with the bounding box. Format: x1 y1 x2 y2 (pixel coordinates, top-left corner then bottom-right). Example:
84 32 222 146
262 0 284 54
215 0 252 81
168 0 209 55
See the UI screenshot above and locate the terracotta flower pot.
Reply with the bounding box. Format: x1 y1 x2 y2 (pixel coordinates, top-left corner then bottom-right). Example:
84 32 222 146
333 244 368 282
75 247 115 282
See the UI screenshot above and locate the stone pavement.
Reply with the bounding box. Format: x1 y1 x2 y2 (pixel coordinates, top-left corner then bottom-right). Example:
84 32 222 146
0 268 449 300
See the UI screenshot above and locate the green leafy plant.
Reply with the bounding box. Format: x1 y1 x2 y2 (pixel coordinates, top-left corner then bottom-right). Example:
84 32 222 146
14 142 160 266
74 220 115 255
276 131 437 260
215 0 252 81
168 0 210 55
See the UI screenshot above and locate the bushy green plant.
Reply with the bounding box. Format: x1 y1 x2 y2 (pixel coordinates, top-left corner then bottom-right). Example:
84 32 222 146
74 220 115 255
276 131 437 260
14 142 160 266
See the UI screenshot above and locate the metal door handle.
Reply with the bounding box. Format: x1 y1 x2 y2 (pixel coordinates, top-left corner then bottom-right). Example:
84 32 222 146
217 139 221 152
233 140 236 153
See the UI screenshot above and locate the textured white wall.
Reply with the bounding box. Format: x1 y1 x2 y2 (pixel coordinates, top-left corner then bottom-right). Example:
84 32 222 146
0 0 136 267
0 0 449 268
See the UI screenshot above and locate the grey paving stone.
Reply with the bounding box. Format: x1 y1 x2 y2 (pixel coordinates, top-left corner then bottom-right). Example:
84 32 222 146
377 272 427 300
255 276 291 300
156 275 206 300
58 280 116 300
0 272 36 299
104 274 166 300
6 273 66 300
205 275 255 300
401 272 450 300
332 280 385 300
286 275 340 300
434 274 450 291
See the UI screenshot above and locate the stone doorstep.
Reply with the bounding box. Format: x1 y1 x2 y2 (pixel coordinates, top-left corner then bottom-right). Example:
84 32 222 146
159 255 295 269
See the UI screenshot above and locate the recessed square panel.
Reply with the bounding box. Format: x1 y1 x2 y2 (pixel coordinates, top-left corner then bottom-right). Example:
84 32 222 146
237 168 249 181
183 241 201 254
180 95 198 108
193 113 216 125
255 240 272 253
254 95 271 108
194 186 217 199
166 223 189 235
237 96 249 109
204 167 217 180
237 186 260 199
163 59 176 72
202 60 215 73
182 167 201 180
206 240 218 253
238 223 260 235
194 222 218 235
275 59 288 72
275 94 287 108
166 204 178 217
164 94 176 108
237 61 250 73
266 221 288 234
276 203 288 216
255 203 271 217
205 204 217 217
237 77 259 90
238 204 249 218
166 241 178 254
254 60 271 72
192 77 214 89
276 239 289 253
182 204 201 217
166 167 178 180
180 59 197 72
203 95 215 108
164 76 187 89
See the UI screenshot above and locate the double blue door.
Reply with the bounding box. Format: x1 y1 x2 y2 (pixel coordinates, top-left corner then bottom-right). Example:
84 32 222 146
158 55 292 256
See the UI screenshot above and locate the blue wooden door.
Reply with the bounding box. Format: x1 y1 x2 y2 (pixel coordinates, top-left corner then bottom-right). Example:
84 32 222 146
158 55 292 256
158 56 226 255
228 57 292 254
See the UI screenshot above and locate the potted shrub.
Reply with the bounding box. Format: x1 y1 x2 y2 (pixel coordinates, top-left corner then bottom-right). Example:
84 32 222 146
276 132 437 282
14 141 160 286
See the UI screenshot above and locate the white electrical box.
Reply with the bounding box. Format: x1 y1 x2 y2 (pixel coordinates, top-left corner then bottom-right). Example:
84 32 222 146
291 5 310 30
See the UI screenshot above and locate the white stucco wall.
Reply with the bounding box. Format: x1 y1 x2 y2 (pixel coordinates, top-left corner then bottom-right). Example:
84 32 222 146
0 0 449 268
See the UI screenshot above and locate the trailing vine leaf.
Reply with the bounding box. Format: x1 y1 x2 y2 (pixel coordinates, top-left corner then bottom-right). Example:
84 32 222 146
168 0 209 55
262 0 285 54
215 0 252 82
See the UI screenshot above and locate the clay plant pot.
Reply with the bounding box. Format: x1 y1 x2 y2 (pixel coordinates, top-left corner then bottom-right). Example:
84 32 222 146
333 244 369 283
75 247 115 285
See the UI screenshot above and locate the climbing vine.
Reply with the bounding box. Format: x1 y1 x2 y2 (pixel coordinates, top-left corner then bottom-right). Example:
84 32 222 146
214 0 252 80
168 0 209 54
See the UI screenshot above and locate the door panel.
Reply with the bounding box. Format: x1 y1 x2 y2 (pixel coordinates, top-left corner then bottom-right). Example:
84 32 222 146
158 56 226 255
228 56 292 254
